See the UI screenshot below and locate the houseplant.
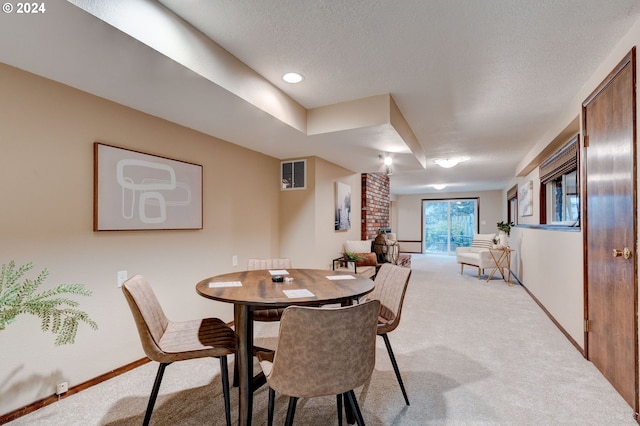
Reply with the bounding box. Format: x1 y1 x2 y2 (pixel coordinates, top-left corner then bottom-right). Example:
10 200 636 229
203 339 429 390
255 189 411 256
343 251 364 268
496 221 514 236
496 221 514 247
0 261 98 345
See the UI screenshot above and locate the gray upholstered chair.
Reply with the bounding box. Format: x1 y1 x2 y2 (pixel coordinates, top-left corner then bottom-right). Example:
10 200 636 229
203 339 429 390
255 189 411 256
363 263 412 405
257 300 380 426
122 275 237 426
248 258 292 322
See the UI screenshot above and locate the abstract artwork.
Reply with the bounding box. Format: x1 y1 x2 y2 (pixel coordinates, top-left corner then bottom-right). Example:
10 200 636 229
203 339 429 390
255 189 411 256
519 180 533 217
334 181 351 231
94 143 202 231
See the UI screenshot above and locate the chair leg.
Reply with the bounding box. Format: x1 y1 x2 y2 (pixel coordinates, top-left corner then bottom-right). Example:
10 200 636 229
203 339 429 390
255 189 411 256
267 387 275 426
460 263 463 274
382 333 410 405
284 396 298 426
232 356 239 387
143 362 170 426
336 393 343 426
344 390 365 426
218 356 232 426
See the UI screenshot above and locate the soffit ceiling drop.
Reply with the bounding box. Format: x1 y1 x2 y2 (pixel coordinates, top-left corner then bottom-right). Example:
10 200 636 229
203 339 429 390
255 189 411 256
1 0 639 193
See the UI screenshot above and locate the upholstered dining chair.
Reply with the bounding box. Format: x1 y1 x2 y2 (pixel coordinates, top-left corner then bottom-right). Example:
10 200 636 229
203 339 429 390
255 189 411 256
363 263 412 405
122 275 237 426
257 300 380 426
248 258 292 322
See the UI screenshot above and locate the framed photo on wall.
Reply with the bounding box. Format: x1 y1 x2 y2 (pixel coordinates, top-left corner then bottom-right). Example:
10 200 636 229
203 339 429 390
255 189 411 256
94 143 203 231
334 181 352 231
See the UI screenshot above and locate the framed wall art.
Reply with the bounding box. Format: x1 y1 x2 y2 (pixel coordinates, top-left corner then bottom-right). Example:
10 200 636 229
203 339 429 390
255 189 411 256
519 180 533 217
94 143 203 231
334 181 352 231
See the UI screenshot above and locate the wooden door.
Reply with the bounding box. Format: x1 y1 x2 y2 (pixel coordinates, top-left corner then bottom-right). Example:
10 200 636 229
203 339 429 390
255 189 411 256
583 48 637 410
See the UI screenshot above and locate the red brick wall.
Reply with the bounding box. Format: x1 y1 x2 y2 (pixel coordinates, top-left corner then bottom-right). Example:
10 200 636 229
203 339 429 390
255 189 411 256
361 172 390 240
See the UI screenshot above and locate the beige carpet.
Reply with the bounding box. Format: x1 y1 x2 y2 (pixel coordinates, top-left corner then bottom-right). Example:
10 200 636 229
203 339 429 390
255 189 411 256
7 254 636 425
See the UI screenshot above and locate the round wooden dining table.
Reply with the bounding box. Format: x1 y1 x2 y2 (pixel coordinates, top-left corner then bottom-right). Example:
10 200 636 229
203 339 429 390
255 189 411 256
196 268 375 426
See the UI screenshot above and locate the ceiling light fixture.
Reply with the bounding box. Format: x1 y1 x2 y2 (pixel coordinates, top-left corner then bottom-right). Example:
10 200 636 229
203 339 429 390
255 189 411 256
434 156 469 168
432 184 447 190
379 154 393 175
282 72 303 83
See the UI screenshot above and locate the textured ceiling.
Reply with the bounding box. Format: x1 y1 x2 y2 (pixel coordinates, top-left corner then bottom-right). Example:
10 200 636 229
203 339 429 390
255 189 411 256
2 1 640 194
159 0 640 193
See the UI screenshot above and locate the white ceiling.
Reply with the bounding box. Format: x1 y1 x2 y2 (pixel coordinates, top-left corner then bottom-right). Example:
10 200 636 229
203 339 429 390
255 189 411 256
2 0 640 194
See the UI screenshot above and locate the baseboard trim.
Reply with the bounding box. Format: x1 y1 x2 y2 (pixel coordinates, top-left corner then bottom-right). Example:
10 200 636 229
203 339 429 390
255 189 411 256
519 281 585 357
0 357 150 424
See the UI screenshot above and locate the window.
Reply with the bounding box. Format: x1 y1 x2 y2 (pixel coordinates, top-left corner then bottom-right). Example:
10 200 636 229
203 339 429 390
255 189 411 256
281 160 306 190
507 185 518 225
547 169 579 223
422 198 478 255
539 135 579 226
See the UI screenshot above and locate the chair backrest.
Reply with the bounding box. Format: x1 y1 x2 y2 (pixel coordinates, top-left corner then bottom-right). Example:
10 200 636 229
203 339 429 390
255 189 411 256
470 233 495 251
247 258 292 270
366 263 411 333
344 240 373 254
266 300 380 398
121 275 169 362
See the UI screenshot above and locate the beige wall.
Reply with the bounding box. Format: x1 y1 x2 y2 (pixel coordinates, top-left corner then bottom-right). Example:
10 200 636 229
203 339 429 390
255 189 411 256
279 156 361 269
504 163 585 348
504 14 640 353
0 63 282 414
509 226 584 346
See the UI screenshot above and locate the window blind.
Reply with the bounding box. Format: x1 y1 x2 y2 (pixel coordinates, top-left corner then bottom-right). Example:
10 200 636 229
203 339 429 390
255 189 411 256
539 135 579 184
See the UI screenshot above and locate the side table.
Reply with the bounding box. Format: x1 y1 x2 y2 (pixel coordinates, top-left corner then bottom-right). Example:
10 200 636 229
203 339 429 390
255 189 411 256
487 247 515 285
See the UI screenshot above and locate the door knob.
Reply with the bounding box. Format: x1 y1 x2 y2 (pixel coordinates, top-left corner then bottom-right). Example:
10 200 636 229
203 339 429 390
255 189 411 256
612 248 632 259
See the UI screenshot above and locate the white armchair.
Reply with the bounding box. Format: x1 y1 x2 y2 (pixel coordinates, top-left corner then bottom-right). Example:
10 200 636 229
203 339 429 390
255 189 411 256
455 233 496 279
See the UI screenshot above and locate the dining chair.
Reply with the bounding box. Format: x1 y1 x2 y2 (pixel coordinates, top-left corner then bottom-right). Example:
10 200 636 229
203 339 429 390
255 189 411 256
257 299 380 426
247 258 292 322
363 263 412 405
122 275 237 426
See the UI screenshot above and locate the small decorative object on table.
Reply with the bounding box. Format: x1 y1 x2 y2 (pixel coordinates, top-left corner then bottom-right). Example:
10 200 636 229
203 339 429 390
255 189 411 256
496 221 514 247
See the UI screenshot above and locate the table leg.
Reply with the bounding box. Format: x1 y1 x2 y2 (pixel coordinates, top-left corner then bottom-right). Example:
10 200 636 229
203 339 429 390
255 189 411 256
487 250 507 282
235 304 254 426
496 252 507 281
505 252 513 286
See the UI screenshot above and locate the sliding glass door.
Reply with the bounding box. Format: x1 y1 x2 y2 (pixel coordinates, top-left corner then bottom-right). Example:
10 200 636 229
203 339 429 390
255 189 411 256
423 199 478 254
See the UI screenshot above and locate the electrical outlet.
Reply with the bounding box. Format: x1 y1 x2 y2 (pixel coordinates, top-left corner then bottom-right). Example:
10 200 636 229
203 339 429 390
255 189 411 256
56 381 68 395
117 270 128 287
232 255 238 267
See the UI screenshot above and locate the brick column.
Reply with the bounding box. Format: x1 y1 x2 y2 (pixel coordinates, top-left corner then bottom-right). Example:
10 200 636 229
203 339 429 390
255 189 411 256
361 172 390 240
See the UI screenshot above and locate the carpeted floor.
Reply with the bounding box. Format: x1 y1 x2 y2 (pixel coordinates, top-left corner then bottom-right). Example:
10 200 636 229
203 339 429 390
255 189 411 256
7 254 636 425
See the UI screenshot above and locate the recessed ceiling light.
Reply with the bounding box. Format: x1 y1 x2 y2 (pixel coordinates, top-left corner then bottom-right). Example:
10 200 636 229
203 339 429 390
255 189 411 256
432 184 447 190
282 72 303 83
434 156 469 168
